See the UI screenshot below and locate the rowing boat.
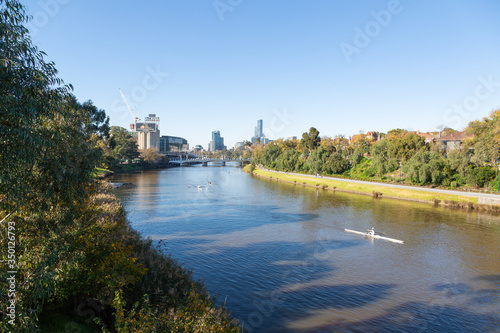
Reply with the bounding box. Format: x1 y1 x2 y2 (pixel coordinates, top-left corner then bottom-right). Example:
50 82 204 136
344 228 404 244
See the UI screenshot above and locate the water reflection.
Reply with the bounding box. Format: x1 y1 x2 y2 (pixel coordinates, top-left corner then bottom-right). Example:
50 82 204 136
112 167 500 332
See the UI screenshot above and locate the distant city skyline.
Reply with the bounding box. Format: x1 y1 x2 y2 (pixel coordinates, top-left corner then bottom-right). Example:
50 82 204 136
23 1 500 148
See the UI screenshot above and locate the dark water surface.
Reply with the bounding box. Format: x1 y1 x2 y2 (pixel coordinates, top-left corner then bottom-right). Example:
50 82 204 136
112 166 500 332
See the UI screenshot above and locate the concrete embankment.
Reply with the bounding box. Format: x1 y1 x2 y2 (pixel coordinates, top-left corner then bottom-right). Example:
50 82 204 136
246 165 500 211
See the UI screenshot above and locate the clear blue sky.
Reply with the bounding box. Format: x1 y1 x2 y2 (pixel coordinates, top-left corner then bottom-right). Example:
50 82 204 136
23 0 500 148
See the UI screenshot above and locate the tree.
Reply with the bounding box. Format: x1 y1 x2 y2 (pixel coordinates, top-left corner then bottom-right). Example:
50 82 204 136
110 126 140 161
0 0 72 213
0 3 115 330
466 110 500 166
261 142 281 167
386 128 407 140
308 146 329 174
278 148 300 171
403 151 446 185
325 152 349 174
371 140 398 175
447 147 471 179
320 137 337 154
300 127 320 153
142 149 161 164
389 133 428 161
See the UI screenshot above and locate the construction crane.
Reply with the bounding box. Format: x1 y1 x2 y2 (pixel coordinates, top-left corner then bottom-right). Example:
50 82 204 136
119 88 140 130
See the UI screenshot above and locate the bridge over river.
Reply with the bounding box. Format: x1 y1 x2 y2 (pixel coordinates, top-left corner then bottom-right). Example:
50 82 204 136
169 158 251 166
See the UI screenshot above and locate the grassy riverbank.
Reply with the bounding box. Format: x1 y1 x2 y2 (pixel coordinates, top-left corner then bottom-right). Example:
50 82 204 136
245 165 500 211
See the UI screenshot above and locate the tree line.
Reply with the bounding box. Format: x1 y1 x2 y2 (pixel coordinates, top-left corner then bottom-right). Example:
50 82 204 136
251 114 500 190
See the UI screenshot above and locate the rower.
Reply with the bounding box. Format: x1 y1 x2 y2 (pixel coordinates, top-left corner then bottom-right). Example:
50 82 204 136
368 227 375 236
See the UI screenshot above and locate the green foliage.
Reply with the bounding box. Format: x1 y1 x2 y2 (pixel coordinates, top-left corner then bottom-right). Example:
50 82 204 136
466 110 500 166
38 305 100 332
109 126 140 161
325 152 350 175
51 189 147 303
466 165 496 188
142 148 168 165
386 128 407 140
300 127 320 153
261 142 281 167
277 149 301 171
403 151 447 185
249 121 500 191
388 133 428 162
349 146 364 166
98 290 239 333
1 0 71 213
349 158 377 180
0 3 114 330
1 3 238 332
248 162 256 173
308 146 329 174
370 140 399 175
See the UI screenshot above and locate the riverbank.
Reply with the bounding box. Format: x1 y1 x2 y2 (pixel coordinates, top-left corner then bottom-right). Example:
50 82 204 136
94 163 178 180
245 165 500 211
37 182 239 332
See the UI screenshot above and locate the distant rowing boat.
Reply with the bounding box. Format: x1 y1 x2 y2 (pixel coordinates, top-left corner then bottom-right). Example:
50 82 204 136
345 228 404 244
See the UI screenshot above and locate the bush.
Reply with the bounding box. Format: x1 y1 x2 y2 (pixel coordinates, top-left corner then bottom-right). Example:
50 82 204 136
450 181 458 188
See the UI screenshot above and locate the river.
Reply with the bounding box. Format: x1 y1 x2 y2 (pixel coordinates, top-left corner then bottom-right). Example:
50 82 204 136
111 166 500 332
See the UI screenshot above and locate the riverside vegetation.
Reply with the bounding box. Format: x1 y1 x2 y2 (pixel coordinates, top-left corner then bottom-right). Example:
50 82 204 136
244 119 500 210
247 115 500 194
0 1 238 332
245 165 498 211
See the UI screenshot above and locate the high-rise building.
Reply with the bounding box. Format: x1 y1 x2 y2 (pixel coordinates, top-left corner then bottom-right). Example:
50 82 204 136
252 119 269 144
209 130 226 151
255 119 263 138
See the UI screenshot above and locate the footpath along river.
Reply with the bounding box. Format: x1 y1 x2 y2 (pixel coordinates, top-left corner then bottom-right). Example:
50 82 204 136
112 166 500 332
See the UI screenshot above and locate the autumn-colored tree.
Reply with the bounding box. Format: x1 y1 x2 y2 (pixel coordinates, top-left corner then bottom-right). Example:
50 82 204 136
467 109 500 166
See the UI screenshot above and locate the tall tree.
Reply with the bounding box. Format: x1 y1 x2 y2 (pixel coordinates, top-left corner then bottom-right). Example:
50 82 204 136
300 127 320 153
110 126 140 160
0 0 72 212
389 133 428 162
467 109 500 166
0 3 112 330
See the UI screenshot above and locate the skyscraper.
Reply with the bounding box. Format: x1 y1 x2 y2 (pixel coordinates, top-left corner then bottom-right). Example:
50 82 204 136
252 119 269 144
209 130 226 151
255 119 263 138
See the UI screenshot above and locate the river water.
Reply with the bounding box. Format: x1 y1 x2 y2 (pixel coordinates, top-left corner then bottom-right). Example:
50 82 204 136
112 166 500 332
